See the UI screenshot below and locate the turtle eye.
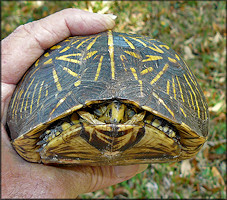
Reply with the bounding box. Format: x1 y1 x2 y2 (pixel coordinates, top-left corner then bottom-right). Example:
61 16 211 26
109 109 112 118
93 105 107 117
113 100 121 110
93 109 102 117
127 109 136 118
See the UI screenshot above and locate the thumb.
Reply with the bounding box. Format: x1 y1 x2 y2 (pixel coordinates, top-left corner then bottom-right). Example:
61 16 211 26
88 164 149 192
113 164 148 179
63 164 148 196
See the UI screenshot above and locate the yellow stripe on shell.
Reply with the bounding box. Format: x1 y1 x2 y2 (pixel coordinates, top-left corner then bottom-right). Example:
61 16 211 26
150 63 169 85
13 88 24 119
20 78 35 113
25 92 30 112
74 80 81 87
93 55 99 60
138 80 143 97
168 57 177 63
76 37 94 49
50 45 61 50
187 72 197 86
166 80 170 95
130 67 138 80
86 35 101 50
44 58 53 65
83 51 98 60
124 50 141 58
147 44 164 53
175 54 180 60
180 107 187 117
44 52 50 57
37 81 44 107
187 72 206 118
182 59 195 86
52 68 62 91
63 67 80 78
128 37 147 47
107 30 115 79
172 76 176 100
71 40 79 45
59 46 70 53
35 59 39 67
159 44 169 49
142 55 163 62
121 36 135 49
195 87 207 120
189 90 195 110
140 67 153 75
11 89 18 110
29 67 40 78
120 55 127 71
30 82 39 115
94 56 104 81
153 92 175 118
55 53 81 64
183 74 200 118
49 91 72 116
187 97 191 108
63 38 71 42
175 76 185 102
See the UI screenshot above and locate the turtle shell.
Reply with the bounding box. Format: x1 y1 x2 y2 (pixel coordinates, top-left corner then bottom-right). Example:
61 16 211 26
6 30 209 165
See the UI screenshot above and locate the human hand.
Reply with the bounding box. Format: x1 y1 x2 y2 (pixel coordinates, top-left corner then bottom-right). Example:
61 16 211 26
1 8 148 198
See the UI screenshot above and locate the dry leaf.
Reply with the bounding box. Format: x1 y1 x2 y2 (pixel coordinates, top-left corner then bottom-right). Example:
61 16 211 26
113 187 130 197
191 158 200 172
97 5 111 14
184 37 194 45
202 184 222 193
103 187 111 196
203 146 210 160
184 46 195 59
212 166 225 186
213 32 223 44
209 101 225 113
208 153 226 161
213 113 226 123
181 160 192 177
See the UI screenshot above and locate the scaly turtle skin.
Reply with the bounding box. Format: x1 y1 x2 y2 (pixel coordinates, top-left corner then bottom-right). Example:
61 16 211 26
6 30 209 165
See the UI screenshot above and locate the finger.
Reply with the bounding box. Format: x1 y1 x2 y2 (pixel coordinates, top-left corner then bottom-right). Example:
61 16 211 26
61 164 148 197
29 164 148 198
2 149 148 198
1 83 15 124
2 8 116 85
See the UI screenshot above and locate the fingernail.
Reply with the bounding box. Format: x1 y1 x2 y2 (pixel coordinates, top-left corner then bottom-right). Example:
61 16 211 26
105 13 117 20
136 164 148 174
114 164 148 178
98 13 117 29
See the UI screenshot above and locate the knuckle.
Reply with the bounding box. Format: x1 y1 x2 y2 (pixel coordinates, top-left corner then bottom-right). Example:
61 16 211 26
13 22 35 36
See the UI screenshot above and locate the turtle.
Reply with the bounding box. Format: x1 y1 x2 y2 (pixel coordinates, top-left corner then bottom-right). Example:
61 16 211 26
6 30 209 165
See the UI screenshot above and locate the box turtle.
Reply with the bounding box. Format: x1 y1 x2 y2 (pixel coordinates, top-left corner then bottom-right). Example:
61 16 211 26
6 30 209 165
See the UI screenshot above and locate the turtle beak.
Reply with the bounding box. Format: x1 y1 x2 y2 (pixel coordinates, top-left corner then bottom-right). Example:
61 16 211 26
97 100 126 124
109 100 126 123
